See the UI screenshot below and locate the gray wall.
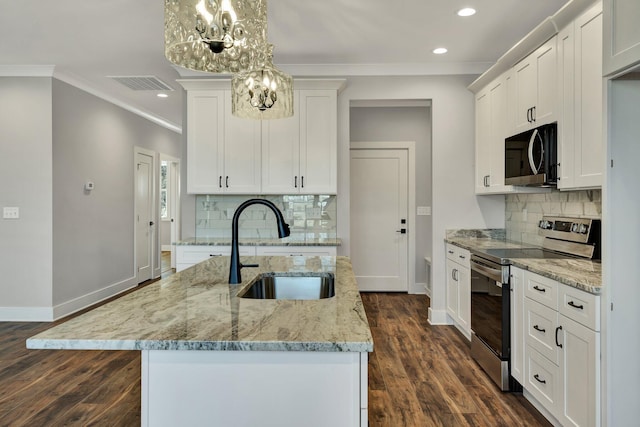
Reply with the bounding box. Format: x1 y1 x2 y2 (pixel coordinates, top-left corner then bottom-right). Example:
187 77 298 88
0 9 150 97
349 106 432 286
0 77 54 315
52 79 181 308
336 76 505 323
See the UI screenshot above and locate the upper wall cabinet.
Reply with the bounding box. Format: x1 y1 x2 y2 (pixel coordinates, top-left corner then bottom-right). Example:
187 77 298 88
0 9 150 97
511 36 558 135
475 72 507 193
262 89 338 194
604 0 640 76
558 2 603 190
180 79 343 195
183 87 261 194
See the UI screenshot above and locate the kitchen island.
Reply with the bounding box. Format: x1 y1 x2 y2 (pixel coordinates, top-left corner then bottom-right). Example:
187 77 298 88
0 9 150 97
27 256 373 427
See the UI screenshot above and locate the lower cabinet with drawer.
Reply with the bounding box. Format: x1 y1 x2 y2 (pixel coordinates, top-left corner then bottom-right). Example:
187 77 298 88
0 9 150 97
255 246 337 257
445 243 471 339
521 269 600 427
176 245 255 272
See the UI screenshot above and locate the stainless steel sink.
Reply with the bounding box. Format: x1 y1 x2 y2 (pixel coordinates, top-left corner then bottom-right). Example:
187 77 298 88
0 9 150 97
239 272 335 300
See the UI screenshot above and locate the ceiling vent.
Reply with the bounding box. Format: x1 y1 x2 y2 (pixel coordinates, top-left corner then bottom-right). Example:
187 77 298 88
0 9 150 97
109 75 174 91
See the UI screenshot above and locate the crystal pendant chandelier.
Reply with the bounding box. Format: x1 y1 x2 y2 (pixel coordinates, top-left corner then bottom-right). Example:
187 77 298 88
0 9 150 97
164 0 268 73
231 45 293 119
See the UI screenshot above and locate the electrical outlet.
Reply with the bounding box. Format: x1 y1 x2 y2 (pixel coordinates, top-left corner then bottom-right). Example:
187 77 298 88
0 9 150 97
3 207 19 219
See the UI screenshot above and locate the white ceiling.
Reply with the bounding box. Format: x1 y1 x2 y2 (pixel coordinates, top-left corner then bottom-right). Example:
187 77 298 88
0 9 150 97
0 0 568 131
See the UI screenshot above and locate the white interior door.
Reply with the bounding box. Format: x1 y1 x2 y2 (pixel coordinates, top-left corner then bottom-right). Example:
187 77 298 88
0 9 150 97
350 148 408 291
136 151 154 283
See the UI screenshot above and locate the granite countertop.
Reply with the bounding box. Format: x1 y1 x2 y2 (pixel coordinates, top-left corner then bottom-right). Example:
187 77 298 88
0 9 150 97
176 236 342 246
27 256 372 353
445 229 602 294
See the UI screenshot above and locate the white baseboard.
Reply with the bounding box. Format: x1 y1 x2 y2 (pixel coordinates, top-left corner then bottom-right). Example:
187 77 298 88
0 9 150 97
427 308 449 325
0 306 55 322
410 282 427 295
52 275 138 320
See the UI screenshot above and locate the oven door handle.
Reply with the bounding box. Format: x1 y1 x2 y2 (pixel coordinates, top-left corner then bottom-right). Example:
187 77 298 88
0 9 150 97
470 258 504 283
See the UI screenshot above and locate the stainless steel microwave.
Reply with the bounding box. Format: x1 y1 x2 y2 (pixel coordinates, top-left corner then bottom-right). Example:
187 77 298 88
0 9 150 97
505 123 557 186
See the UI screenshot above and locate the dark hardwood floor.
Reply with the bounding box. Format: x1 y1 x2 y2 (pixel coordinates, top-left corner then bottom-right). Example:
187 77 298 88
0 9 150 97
0 272 550 426
362 292 551 426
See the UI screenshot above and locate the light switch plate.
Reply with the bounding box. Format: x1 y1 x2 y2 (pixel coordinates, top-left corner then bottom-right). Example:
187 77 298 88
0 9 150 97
3 207 19 219
417 206 431 216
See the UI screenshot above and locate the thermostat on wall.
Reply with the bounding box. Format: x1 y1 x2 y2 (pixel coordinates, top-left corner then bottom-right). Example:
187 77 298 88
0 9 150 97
84 181 95 191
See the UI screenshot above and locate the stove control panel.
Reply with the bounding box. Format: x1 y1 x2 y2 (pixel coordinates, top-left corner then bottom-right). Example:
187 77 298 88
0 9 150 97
538 216 600 245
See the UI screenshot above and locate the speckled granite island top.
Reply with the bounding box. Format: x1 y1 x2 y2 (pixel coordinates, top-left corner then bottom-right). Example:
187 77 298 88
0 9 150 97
175 236 342 246
27 256 372 352
445 229 602 294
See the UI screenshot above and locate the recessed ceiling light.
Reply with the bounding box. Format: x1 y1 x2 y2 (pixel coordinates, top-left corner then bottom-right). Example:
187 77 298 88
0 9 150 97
433 47 448 55
457 7 476 17
157 93 169 98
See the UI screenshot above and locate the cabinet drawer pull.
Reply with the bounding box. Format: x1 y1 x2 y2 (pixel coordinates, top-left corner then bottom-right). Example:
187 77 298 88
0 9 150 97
533 285 546 293
301 176 304 188
459 255 466 259
533 325 546 333
533 374 546 384
209 254 222 257
448 250 454 254
294 176 298 188
219 176 223 188
555 326 563 348
225 176 229 188
568 300 584 310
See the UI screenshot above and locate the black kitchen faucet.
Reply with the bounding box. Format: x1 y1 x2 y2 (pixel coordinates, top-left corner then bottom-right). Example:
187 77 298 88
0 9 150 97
228 199 290 284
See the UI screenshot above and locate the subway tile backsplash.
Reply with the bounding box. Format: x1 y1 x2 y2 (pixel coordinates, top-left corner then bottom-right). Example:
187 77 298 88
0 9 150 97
195 195 337 240
505 189 601 246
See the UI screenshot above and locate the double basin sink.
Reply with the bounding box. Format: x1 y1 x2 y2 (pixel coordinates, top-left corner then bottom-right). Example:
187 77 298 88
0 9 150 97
239 272 335 300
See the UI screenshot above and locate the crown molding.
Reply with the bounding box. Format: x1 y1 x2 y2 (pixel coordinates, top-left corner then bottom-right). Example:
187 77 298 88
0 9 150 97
0 65 55 77
278 62 492 77
54 71 182 134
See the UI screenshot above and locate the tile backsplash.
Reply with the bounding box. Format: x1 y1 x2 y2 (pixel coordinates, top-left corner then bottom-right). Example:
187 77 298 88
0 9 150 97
506 189 601 246
195 195 337 239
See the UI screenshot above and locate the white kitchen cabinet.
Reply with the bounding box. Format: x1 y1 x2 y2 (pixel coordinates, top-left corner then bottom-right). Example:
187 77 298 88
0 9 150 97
475 72 507 193
176 245 255 272
445 244 471 338
510 266 525 384
522 270 600 427
262 90 338 194
512 36 558 134
603 0 640 76
255 246 337 257
558 2 604 190
557 315 600 427
183 85 261 194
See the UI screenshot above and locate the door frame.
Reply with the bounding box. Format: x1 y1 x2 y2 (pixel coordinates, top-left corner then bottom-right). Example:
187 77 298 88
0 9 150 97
135 146 159 283
350 141 416 293
160 154 181 269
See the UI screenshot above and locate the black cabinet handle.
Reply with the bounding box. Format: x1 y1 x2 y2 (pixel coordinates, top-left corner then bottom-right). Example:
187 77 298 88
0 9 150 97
556 326 563 348
149 221 154 226
533 325 546 333
533 285 546 293
568 301 584 310
526 108 531 123
301 176 304 188
459 255 466 259
448 250 454 254
534 374 546 384
219 176 222 188
225 176 229 188
294 176 298 188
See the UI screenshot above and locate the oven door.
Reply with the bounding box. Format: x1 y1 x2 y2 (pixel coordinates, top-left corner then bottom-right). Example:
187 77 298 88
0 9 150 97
470 257 509 360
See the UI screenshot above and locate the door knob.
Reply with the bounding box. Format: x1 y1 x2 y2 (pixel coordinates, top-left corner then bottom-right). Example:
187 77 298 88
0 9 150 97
149 221 154 226
396 228 406 234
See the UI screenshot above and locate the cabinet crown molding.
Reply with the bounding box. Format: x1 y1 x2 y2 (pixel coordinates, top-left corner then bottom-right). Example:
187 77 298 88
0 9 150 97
177 78 346 92
468 0 600 93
